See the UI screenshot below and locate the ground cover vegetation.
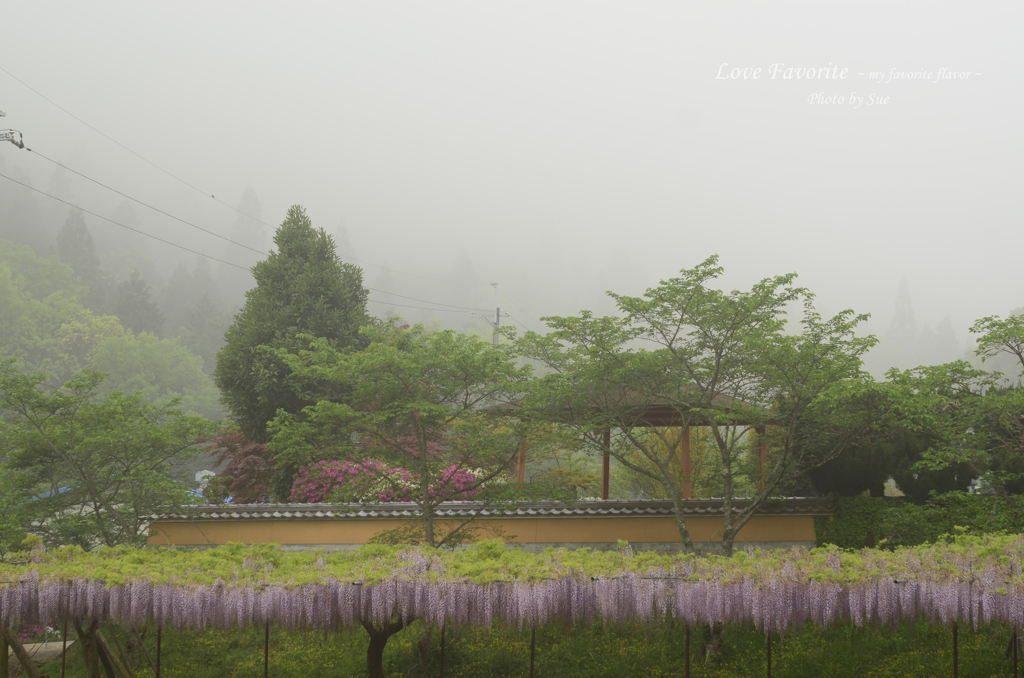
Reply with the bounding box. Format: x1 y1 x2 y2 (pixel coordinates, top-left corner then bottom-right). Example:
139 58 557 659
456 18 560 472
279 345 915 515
33 618 1019 678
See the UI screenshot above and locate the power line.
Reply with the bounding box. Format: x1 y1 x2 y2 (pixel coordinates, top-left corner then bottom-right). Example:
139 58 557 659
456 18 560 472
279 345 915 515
505 313 529 332
27 148 265 255
0 64 463 286
365 290 488 312
14 145 489 310
0 170 250 270
0 65 264 225
498 288 544 332
358 260 461 284
0 166 490 312
2 68 490 311
367 298 473 313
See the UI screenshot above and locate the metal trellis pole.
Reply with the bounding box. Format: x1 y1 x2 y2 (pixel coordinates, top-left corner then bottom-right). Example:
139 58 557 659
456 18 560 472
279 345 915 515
440 625 446 678
1014 627 1018 678
264 621 270 678
685 624 690 678
952 621 958 678
61 618 68 678
529 625 536 678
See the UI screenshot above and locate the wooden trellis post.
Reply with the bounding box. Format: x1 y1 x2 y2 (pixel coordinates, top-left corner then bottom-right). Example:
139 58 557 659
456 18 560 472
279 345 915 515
0 621 7 678
3 628 43 678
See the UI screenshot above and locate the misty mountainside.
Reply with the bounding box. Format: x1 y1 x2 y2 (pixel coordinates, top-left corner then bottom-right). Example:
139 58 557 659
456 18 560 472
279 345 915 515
0 164 521 429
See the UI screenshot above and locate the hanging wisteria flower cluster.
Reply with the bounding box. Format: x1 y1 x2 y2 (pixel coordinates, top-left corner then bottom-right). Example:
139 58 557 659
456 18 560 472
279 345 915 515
2 536 1024 634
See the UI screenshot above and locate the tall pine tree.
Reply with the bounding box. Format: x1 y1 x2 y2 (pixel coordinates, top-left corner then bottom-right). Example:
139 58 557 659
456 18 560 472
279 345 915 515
215 205 368 454
56 208 110 313
114 269 165 336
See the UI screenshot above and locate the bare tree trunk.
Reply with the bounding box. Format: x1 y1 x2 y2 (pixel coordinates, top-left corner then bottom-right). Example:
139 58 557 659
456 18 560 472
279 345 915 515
75 621 103 678
669 497 697 553
420 428 435 548
361 619 406 678
703 625 724 668
417 625 433 668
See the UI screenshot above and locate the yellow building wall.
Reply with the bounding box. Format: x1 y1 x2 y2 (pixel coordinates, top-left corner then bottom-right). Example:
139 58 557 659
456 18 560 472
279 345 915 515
148 514 815 547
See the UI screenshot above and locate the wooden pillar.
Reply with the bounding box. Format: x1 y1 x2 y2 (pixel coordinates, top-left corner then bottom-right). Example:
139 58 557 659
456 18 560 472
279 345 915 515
601 429 611 500
756 426 767 491
681 426 692 499
516 441 527 486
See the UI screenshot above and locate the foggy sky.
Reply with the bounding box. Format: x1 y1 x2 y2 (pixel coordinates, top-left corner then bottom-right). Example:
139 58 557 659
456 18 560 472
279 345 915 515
1 1 1021 368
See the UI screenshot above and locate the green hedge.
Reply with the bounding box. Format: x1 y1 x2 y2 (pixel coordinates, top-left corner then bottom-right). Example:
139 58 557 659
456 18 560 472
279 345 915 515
815 492 1024 549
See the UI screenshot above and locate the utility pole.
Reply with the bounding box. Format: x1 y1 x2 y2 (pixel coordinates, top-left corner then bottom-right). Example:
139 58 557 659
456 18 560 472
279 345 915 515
472 282 509 347
1 110 28 149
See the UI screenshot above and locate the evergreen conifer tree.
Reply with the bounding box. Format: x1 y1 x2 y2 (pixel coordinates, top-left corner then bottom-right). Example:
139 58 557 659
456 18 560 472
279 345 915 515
114 269 165 336
214 205 368 456
56 208 110 312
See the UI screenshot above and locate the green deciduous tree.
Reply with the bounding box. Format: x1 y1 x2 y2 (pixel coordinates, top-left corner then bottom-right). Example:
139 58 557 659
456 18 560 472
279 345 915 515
214 205 369 447
0 241 127 384
90 331 224 420
0 360 216 548
893 313 1024 507
518 256 879 556
807 428 973 500
271 323 536 547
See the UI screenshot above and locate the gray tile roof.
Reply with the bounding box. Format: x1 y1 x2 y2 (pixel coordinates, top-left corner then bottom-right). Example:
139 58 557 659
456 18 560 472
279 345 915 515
152 498 832 521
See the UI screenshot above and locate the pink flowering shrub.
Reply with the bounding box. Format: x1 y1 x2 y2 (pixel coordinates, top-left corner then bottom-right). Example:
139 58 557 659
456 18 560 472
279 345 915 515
18 623 48 642
290 459 479 503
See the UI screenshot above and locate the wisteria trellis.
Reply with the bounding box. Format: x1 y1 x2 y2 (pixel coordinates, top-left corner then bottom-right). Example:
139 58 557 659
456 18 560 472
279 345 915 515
2 536 1024 635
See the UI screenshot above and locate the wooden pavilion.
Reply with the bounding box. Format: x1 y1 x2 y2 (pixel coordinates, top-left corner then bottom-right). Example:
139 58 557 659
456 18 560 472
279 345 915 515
511 396 772 500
